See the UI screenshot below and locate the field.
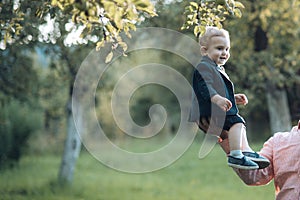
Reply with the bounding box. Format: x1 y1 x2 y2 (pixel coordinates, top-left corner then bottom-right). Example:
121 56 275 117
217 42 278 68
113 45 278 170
0 136 274 200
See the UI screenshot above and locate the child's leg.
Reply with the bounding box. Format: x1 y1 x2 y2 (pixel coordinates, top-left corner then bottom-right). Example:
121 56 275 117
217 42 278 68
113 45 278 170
228 123 243 158
217 123 253 153
228 123 270 169
240 124 254 152
227 122 259 169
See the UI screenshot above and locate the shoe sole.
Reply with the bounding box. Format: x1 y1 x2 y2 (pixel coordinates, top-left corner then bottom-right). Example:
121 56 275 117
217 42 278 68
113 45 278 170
252 160 270 169
228 163 259 170
245 157 270 169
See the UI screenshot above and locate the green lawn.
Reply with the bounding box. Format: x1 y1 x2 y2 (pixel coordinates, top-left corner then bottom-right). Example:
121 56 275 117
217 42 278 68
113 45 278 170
0 138 274 200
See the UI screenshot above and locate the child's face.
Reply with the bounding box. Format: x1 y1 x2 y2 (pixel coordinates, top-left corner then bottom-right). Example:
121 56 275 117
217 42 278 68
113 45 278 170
205 36 230 66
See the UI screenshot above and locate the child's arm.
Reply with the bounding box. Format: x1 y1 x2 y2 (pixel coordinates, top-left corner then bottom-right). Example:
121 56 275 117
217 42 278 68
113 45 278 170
234 93 248 105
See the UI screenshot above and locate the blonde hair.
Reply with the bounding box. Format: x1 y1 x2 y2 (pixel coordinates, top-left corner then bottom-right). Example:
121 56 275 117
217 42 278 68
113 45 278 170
199 26 230 47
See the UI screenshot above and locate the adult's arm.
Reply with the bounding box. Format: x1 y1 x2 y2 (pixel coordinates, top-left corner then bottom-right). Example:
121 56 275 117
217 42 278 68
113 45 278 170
219 137 275 185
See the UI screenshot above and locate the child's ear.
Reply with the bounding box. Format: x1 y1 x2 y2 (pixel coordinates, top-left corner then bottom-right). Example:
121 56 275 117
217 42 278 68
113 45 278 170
200 46 207 56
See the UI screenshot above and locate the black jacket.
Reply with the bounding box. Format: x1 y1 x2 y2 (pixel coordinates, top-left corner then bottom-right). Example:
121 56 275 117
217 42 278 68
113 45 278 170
189 56 239 122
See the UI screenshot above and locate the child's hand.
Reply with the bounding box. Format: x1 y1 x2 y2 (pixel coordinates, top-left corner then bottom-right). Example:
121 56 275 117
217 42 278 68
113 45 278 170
211 95 232 112
235 93 248 105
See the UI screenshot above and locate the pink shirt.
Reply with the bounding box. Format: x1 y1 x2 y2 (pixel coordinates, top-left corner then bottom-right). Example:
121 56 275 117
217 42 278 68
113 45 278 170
234 126 300 200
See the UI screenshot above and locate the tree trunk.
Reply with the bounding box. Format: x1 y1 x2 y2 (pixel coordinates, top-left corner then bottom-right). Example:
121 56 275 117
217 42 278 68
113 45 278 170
266 84 291 134
253 26 291 134
58 98 82 184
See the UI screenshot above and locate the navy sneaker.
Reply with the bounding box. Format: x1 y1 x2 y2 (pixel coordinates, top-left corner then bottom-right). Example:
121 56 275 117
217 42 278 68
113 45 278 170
228 155 259 170
242 152 270 169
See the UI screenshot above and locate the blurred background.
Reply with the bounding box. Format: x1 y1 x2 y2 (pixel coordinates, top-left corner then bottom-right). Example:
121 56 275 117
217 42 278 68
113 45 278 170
0 0 299 199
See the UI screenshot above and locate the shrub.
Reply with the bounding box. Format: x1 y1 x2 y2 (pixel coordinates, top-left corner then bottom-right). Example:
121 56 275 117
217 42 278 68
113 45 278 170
0 100 42 168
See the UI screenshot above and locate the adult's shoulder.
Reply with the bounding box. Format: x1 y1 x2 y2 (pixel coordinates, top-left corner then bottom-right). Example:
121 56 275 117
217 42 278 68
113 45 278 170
273 128 295 139
269 127 298 145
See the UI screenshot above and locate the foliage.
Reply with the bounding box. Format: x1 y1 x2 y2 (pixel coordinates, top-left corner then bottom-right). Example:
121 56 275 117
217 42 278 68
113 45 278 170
1 0 157 62
94 48 193 138
37 58 69 135
0 100 43 168
0 0 157 184
253 0 300 88
0 44 39 103
181 0 244 36
141 0 190 30
0 0 44 49
223 0 300 108
44 0 156 61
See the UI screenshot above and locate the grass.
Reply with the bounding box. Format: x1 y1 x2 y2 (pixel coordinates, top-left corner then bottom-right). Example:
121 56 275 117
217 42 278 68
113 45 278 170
0 135 274 200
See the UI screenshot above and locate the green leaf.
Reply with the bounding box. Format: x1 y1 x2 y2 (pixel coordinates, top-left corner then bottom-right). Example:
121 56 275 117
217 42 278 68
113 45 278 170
234 8 242 18
135 1 150 8
57 2 64 10
51 0 58 6
190 2 198 9
118 41 128 51
234 1 245 9
96 40 105 51
193 26 200 36
114 10 123 29
105 51 113 63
